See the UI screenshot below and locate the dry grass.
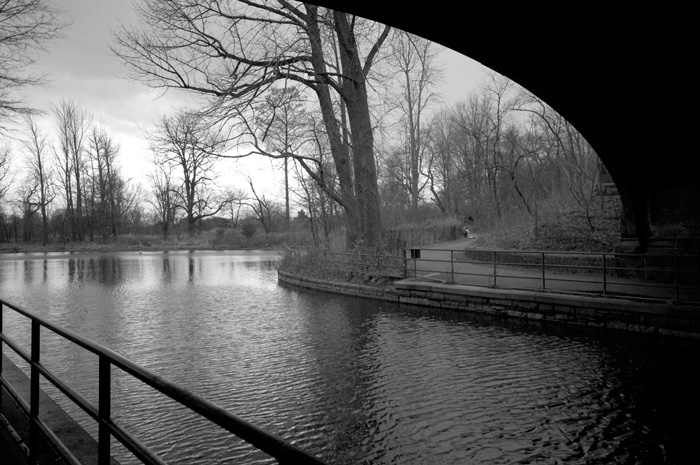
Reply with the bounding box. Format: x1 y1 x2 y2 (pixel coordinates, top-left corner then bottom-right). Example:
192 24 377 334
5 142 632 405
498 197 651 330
0 229 313 254
472 196 621 252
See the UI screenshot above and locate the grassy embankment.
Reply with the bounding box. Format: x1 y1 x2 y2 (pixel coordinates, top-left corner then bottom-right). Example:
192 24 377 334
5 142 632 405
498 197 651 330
2 196 622 255
0 228 304 254
470 197 621 253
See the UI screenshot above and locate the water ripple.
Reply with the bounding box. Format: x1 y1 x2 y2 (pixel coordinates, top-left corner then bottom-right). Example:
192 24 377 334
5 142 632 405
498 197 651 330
2 251 700 464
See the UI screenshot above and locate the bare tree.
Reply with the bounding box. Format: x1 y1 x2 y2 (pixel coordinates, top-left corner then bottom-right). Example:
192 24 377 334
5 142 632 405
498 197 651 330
291 156 336 246
114 1 391 246
0 144 11 205
244 175 281 234
425 107 459 215
0 0 64 124
479 74 518 219
149 111 226 237
255 86 311 228
86 125 123 240
223 186 245 230
52 99 91 240
21 115 54 244
241 92 348 233
438 76 520 222
386 32 442 218
147 164 177 240
15 178 40 241
440 96 494 219
516 93 602 231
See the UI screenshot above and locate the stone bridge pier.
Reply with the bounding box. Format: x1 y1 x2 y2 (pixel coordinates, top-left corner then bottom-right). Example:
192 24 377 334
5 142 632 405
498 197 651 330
611 150 700 254
309 1 700 253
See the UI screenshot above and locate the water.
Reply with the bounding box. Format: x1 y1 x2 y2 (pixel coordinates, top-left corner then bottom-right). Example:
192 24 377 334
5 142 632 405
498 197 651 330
1 250 699 464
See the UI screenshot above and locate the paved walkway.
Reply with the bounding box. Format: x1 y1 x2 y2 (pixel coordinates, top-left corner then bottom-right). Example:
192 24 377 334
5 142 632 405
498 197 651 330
1 354 109 465
407 239 699 303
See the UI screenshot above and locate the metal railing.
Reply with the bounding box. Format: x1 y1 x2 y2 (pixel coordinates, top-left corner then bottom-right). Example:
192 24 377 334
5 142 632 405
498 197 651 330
0 298 325 465
285 246 700 302
404 248 700 303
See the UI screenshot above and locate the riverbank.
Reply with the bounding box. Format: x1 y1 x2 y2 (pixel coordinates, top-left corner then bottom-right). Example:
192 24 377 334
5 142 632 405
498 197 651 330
278 269 700 339
0 241 273 255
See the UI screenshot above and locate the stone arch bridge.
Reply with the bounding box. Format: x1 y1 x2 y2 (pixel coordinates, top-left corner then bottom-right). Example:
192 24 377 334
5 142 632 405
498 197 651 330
310 0 699 252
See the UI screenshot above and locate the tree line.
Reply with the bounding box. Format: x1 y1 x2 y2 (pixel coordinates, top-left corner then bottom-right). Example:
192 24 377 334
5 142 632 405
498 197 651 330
1 0 608 250
1 101 142 244
380 74 605 231
112 0 607 249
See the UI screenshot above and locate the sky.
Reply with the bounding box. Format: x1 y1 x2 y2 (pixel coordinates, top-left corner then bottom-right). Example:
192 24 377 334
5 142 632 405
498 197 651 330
13 0 491 205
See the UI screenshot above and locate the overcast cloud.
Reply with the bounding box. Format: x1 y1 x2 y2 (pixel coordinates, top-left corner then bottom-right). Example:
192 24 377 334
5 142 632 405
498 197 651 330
13 0 488 200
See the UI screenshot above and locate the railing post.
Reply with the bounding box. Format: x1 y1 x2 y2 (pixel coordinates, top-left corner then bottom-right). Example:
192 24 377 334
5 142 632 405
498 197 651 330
675 255 679 301
450 250 455 283
403 249 407 278
493 251 497 287
414 250 417 278
602 253 608 295
29 320 41 463
0 302 3 413
99 355 111 465
541 252 546 290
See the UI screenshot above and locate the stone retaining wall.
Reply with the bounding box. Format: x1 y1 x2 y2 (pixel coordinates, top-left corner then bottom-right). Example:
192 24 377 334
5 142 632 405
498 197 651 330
278 270 700 339
1 355 118 464
278 270 399 302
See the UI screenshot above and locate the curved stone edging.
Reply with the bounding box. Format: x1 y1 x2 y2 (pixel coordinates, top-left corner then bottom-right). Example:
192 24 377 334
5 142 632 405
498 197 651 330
278 270 700 339
278 269 399 302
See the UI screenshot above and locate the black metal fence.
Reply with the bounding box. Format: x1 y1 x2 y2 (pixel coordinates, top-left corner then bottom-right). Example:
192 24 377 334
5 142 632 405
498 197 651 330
405 248 700 303
0 299 325 465
286 246 700 302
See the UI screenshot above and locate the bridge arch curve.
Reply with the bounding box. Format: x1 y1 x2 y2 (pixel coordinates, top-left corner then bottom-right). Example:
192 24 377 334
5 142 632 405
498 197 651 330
309 1 699 251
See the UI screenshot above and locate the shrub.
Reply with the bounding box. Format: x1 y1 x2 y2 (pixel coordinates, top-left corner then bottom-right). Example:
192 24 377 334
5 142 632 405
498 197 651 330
241 221 256 239
473 196 621 252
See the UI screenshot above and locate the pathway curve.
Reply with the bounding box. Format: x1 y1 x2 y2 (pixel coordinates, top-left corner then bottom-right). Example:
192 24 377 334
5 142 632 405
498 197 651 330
407 238 698 303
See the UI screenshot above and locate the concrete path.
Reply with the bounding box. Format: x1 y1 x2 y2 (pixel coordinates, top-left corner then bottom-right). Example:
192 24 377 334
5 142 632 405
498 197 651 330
406 240 699 303
1 355 117 465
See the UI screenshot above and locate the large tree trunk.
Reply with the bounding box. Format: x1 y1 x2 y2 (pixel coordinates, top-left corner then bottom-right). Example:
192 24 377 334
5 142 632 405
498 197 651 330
345 90 382 245
334 11 383 246
306 7 361 244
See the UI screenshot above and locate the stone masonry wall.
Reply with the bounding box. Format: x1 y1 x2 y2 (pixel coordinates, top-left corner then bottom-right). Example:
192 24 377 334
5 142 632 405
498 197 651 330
278 271 700 339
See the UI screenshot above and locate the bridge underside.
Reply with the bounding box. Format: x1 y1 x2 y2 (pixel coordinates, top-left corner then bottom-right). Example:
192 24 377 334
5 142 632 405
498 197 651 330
310 1 700 251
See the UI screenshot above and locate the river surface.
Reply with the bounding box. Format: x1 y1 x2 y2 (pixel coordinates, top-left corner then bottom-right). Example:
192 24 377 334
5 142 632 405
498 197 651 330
1 250 700 464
